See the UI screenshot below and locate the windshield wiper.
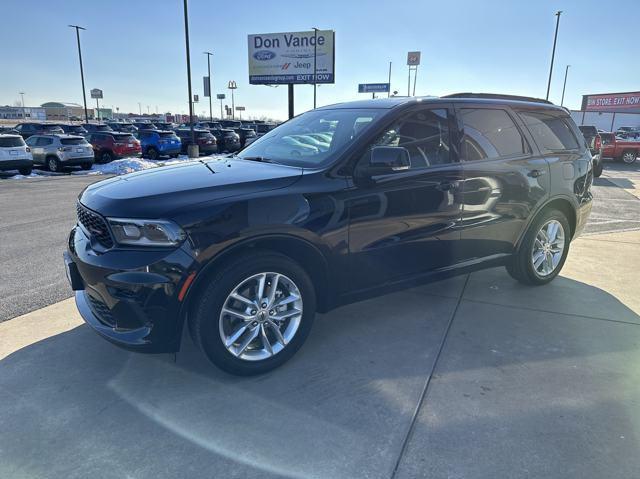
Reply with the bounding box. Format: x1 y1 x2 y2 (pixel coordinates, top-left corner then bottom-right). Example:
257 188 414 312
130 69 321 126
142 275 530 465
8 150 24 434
238 156 280 164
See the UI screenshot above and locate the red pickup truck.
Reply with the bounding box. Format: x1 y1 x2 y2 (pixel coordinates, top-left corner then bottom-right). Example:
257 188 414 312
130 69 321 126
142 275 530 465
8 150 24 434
600 133 639 164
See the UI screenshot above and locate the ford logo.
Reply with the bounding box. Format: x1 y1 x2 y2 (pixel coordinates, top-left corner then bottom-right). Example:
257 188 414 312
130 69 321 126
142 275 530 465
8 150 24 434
253 50 276 61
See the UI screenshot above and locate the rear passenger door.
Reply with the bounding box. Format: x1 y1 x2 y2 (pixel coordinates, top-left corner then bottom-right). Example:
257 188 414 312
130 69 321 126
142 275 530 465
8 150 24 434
455 104 550 261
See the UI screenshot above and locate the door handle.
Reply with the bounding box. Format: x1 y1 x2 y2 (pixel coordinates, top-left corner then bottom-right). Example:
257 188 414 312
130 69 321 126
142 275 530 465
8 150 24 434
436 181 456 192
528 169 546 178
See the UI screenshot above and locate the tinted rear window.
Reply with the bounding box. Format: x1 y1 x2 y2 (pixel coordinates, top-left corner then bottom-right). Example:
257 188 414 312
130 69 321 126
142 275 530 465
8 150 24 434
600 133 614 144
159 132 177 138
0 137 25 147
519 111 579 152
459 108 529 161
197 132 213 138
61 138 88 145
43 125 63 131
113 134 134 141
578 126 597 136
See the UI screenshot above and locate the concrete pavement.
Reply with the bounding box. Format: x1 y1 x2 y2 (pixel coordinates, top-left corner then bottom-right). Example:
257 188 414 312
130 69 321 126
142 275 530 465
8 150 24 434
1 230 638 478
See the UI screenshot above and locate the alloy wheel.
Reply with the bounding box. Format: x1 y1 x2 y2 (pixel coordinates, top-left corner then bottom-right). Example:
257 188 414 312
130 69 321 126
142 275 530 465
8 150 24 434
622 151 637 164
219 272 303 361
531 219 565 277
48 158 58 172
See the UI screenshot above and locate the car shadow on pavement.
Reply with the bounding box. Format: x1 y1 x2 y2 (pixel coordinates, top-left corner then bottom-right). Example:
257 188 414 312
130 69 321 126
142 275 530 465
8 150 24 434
1 270 639 479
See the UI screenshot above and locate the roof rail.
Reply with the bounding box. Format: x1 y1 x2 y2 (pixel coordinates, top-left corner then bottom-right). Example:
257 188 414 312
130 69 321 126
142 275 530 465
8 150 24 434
442 93 554 105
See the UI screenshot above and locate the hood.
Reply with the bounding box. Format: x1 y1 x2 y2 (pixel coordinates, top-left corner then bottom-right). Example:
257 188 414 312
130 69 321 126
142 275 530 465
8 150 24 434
79 158 303 218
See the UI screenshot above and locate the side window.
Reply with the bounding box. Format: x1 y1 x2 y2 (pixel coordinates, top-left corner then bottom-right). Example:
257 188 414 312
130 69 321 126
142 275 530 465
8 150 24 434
518 111 579 152
39 138 53 146
25 136 38 146
459 108 529 161
368 108 451 168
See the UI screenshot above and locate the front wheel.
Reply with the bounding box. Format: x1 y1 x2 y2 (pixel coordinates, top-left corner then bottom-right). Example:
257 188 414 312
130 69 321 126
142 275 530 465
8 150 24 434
46 157 61 172
18 167 32 175
81 163 92 170
189 251 316 375
100 151 113 163
621 150 637 164
146 147 159 161
506 209 570 286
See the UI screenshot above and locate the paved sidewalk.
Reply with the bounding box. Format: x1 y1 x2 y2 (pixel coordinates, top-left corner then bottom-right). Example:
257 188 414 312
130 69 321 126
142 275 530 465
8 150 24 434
0 231 638 478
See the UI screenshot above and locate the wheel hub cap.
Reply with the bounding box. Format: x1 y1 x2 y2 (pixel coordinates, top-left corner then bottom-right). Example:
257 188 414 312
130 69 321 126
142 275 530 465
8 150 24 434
531 220 565 277
219 272 303 361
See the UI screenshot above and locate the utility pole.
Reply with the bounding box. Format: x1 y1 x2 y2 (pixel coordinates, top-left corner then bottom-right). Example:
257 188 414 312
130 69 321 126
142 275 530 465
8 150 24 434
182 0 197 157
228 81 237 119
546 10 562 101
204 51 213 121
19 92 25 120
138 102 142 116
560 64 570 106
68 25 89 123
387 62 392 98
311 27 319 108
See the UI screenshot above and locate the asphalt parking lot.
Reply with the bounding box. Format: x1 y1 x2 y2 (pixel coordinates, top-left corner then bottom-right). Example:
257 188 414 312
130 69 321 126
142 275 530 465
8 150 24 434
0 161 639 478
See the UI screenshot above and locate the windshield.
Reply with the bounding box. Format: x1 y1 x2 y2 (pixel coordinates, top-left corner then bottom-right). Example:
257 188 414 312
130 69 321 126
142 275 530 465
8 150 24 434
236 108 381 167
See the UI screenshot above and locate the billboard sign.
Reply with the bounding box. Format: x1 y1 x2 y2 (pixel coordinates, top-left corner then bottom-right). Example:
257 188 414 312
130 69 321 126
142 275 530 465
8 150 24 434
235 106 246 111
407 51 421 66
216 93 226 100
248 30 335 85
358 83 390 93
90 88 103 99
582 92 640 112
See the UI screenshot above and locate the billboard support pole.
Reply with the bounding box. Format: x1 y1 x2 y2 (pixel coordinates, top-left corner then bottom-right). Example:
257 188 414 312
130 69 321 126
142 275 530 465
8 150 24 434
407 67 411 96
288 84 294 119
220 97 223 119
204 51 213 121
610 112 616 132
388 61 392 98
413 66 418 96
581 110 585 125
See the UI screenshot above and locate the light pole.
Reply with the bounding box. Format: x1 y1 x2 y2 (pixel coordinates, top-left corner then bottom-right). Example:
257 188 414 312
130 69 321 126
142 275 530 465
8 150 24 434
311 27 319 109
182 0 197 156
19 92 25 120
387 62 392 98
228 81 237 119
560 64 570 106
204 51 213 121
138 102 142 116
546 10 562 101
68 25 89 124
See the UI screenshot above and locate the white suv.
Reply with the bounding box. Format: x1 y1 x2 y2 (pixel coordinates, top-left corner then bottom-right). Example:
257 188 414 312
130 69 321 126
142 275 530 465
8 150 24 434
0 134 33 175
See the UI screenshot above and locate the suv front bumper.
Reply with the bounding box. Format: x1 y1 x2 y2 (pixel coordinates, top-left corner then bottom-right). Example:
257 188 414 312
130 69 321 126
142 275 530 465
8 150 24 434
65 226 195 353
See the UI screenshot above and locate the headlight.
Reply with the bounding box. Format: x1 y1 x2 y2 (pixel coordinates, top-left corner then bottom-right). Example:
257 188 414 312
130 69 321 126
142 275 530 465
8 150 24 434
107 218 186 247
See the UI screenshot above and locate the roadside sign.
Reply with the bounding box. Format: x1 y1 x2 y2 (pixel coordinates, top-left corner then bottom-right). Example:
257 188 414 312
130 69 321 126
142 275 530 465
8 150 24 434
216 94 226 100
90 88 103 99
247 30 335 85
358 83 390 93
228 80 238 90
203 77 210 97
236 106 246 111
193 94 199 102
407 51 421 66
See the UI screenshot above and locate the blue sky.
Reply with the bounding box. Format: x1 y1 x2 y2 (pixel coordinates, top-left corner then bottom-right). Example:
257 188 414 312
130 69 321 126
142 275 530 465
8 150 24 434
2 0 639 120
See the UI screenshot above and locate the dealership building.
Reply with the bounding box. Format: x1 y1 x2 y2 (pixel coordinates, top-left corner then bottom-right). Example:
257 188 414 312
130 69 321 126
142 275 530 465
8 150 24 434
571 91 640 132
0 105 46 121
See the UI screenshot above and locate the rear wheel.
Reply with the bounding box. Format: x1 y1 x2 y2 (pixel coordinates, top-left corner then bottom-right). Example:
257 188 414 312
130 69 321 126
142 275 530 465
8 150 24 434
506 209 570 285
18 167 32 175
46 156 61 172
81 163 92 170
621 150 637 164
146 147 159 161
100 151 114 163
189 251 316 375
593 161 603 177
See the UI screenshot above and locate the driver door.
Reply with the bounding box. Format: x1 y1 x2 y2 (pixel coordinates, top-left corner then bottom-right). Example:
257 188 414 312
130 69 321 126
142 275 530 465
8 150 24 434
346 105 464 290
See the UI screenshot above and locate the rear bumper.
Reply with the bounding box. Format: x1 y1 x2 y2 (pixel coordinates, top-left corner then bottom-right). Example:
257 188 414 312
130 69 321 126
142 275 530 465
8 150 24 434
158 145 182 155
114 151 142 159
0 158 32 171
66 226 196 353
60 156 94 166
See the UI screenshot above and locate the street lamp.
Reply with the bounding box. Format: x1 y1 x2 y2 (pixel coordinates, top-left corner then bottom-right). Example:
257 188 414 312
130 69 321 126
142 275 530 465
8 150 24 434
204 51 213 121
545 11 562 101
311 27 319 109
68 25 89 124
228 80 237 119
182 0 197 157
19 92 25 120
560 65 570 107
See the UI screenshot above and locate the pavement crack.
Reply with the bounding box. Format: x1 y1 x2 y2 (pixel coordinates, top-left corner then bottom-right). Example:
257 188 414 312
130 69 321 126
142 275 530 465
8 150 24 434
390 273 471 479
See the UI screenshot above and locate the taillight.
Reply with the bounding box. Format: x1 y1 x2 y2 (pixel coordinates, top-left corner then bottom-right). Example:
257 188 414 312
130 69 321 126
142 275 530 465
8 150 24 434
26 147 31 152
594 135 601 150
58 146 72 152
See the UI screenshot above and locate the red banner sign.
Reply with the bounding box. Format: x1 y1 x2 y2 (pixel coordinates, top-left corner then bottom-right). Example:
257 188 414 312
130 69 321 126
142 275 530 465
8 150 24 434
583 92 640 112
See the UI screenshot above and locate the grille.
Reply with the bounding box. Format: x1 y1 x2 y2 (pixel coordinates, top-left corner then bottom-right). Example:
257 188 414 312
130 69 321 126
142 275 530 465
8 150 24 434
77 202 114 248
87 294 116 327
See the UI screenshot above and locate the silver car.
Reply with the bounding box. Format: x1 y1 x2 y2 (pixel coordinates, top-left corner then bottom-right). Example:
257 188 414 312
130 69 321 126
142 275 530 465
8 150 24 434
25 134 94 172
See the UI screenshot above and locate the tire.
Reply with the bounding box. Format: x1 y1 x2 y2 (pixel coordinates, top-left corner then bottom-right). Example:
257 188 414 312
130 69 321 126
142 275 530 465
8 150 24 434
506 209 571 286
593 161 603 178
100 151 114 163
146 147 159 161
18 167 32 175
46 156 61 172
170 153 179 158
189 251 317 375
81 163 92 170
621 150 637 164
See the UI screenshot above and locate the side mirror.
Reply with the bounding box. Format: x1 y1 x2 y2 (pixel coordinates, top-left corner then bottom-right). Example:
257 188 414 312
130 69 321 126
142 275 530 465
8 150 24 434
369 146 411 174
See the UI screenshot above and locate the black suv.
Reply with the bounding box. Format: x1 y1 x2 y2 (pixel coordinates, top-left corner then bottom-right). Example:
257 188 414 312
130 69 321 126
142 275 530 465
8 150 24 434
64 94 593 375
13 122 64 139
